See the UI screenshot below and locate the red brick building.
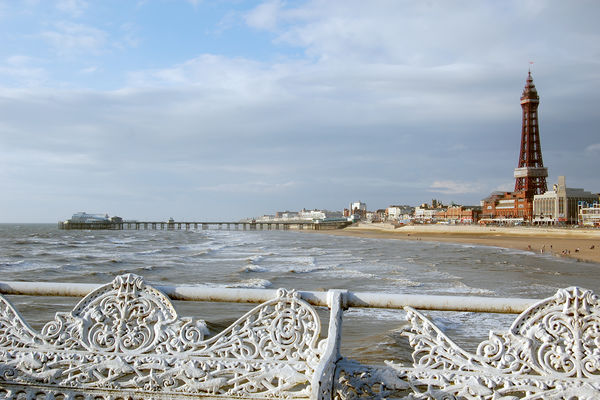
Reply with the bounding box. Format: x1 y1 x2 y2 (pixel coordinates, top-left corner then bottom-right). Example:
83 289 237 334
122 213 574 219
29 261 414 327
480 191 532 223
435 205 481 224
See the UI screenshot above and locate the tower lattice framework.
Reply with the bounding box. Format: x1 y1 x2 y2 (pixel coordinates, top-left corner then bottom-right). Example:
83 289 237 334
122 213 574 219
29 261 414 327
514 71 548 197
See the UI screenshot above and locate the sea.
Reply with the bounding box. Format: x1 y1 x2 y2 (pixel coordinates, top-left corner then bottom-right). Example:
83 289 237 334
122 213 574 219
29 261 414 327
1 223 599 364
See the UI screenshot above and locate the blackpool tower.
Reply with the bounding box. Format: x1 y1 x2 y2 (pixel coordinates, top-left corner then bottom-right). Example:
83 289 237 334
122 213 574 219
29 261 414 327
513 71 548 198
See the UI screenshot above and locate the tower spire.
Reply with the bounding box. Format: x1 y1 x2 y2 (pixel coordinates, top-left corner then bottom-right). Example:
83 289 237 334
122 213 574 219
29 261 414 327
514 71 548 197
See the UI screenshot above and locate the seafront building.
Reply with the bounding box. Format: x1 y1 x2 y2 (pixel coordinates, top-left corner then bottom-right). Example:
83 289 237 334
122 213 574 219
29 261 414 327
579 203 600 226
532 176 599 224
386 205 414 221
414 204 443 223
435 205 482 224
343 201 367 220
350 201 367 216
481 71 548 223
480 191 530 224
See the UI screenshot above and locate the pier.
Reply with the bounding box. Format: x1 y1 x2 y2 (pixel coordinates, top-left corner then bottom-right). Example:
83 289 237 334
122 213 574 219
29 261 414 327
58 219 352 231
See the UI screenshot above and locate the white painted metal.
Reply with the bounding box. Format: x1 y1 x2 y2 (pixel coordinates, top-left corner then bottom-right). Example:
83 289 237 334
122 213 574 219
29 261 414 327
334 286 600 399
0 280 536 313
2 274 600 399
0 274 329 399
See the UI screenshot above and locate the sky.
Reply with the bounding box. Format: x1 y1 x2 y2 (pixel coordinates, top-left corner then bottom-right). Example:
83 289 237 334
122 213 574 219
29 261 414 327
1 0 599 222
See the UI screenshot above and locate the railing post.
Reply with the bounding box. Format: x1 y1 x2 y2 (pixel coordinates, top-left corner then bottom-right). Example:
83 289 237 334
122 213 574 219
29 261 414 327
312 289 346 400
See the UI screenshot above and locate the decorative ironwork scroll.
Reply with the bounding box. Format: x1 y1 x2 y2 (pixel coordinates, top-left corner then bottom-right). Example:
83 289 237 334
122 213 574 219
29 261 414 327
4 277 600 399
334 287 600 399
0 274 326 399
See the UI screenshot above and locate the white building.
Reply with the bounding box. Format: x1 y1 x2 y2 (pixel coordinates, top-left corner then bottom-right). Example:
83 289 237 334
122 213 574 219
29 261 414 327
298 209 326 220
533 176 598 224
349 201 367 213
256 214 276 222
258 209 343 222
69 212 109 223
275 211 299 220
414 206 439 223
386 205 414 221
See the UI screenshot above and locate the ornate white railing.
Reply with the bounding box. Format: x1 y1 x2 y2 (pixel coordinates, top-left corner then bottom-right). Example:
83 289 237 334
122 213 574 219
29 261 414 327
1 274 599 399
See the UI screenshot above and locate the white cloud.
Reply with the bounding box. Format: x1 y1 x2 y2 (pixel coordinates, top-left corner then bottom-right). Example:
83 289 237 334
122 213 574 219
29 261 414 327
40 22 107 56
126 54 286 105
0 56 47 86
585 143 600 154
79 66 98 74
492 182 515 193
186 0 202 8
114 22 140 50
429 180 485 195
244 0 283 31
0 148 96 168
1 1 600 221
56 0 88 17
196 181 297 194
5 55 37 66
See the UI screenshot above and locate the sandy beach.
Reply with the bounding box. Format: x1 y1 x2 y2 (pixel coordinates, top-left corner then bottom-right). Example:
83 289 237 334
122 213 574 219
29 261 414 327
314 223 600 264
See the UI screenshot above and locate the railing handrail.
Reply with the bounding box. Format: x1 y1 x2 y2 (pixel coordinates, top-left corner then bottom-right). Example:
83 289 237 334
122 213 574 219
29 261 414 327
0 280 536 313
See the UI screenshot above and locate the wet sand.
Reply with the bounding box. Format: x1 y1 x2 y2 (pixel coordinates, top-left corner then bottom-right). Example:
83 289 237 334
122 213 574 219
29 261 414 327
313 223 600 264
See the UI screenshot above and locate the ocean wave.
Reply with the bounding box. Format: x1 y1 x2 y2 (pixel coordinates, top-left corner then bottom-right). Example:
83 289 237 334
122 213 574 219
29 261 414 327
245 254 265 264
442 281 495 295
135 249 163 255
98 258 123 265
225 279 272 289
239 264 268 273
14 239 37 245
319 269 375 279
384 277 423 287
1 261 62 273
428 311 515 342
289 265 335 274
1 259 25 267
188 251 210 257
345 307 407 321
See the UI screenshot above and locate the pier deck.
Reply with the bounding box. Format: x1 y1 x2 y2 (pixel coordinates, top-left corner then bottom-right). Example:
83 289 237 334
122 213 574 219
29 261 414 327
58 220 352 231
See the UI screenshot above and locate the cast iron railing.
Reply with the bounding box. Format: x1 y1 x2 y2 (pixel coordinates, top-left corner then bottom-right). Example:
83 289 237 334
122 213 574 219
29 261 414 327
1 274 598 399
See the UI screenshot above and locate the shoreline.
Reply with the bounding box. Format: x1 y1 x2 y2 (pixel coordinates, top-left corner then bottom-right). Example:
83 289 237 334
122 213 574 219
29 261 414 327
312 223 600 265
